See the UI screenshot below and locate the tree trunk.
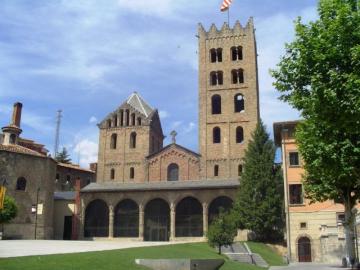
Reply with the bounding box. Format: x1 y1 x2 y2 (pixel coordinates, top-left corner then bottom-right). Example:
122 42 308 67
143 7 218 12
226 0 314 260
344 200 356 266
218 245 221 254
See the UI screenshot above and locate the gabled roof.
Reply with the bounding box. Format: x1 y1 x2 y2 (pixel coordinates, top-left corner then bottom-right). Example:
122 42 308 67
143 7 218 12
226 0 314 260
147 143 200 160
126 92 153 117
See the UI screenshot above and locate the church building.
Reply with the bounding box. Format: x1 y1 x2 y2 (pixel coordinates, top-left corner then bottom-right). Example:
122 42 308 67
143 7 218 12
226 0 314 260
80 18 260 241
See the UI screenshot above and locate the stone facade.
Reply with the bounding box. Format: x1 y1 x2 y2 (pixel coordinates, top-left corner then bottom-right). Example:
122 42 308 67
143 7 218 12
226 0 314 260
56 163 95 191
79 19 259 242
274 121 346 263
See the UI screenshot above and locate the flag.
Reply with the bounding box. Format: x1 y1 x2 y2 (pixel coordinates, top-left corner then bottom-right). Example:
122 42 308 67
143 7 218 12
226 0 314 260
220 0 232 12
0 186 6 210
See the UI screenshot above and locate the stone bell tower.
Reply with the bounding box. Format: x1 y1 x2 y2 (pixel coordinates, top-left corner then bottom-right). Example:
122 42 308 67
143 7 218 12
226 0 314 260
198 19 260 180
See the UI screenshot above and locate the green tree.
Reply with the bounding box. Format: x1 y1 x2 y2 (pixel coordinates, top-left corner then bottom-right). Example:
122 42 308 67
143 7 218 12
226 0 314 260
271 0 360 264
0 195 18 224
207 209 237 254
55 147 72 164
233 120 284 242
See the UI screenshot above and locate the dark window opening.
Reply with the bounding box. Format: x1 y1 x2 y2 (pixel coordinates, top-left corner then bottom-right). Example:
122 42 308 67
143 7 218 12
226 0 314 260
232 69 244 84
131 113 135 126
289 184 303 205
110 133 117 149
107 119 112 128
231 46 243 61
84 199 109 237
114 199 139 237
137 117 142 126
110 169 115 180
130 132 137 148
210 71 223 86
114 115 118 127
213 127 221 143
214 165 219 177
167 163 179 181
210 48 222 63
10 134 16 144
236 126 244 143
211 95 221 114
289 152 300 166
300 222 307 229
238 164 243 176
130 167 135 179
234 94 245 112
126 110 130 126
120 110 124 126
175 197 203 237
16 177 26 191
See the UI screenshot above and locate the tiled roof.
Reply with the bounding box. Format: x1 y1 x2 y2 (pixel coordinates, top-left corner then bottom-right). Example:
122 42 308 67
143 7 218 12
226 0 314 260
0 144 47 158
81 179 239 193
57 162 95 173
126 92 153 117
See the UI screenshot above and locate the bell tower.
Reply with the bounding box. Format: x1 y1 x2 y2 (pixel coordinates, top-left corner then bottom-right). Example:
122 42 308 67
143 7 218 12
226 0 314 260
198 19 260 180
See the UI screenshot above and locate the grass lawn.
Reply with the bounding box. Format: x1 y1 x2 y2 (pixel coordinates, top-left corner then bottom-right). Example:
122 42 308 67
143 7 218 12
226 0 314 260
246 242 286 266
0 242 279 270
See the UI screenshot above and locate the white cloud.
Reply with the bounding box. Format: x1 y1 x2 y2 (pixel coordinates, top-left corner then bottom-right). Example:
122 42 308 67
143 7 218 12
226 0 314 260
89 116 97 123
184 122 196 134
73 139 98 168
159 110 169 119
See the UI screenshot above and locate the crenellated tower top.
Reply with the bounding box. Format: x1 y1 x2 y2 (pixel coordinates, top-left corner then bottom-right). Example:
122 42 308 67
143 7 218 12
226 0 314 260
198 18 254 39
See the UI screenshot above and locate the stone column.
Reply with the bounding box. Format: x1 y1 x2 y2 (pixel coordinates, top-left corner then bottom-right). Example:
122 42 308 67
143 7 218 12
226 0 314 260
170 202 176 241
79 200 85 239
139 204 144 240
109 205 114 239
202 202 208 238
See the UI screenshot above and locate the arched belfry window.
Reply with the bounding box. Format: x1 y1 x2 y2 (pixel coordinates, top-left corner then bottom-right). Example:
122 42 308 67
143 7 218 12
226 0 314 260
16 177 27 191
167 163 179 181
236 126 244 143
130 132 137 148
231 46 243 61
232 69 244 84
234 94 245 112
137 117 142 126
210 71 223 86
131 113 136 126
213 127 221 144
110 134 117 149
210 48 222 63
107 119 112 128
114 115 118 127
211 95 221 115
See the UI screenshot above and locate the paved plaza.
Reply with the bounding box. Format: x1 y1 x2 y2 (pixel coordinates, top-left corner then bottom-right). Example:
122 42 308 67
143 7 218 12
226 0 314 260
270 263 346 270
0 240 186 258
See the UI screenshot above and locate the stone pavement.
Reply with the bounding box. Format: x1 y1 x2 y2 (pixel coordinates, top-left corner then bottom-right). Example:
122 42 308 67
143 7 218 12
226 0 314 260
270 263 346 270
0 240 186 258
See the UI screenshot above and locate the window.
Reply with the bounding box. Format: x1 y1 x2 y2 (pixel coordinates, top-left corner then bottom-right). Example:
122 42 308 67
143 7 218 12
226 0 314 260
210 48 222 63
238 164 243 176
210 71 223 86
9 134 16 144
289 152 300 166
214 165 219 177
167 163 179 181
107 119 112 128
130 132 137 148
110 169 115 180
211 95 221 114
130 167 135 179
289 184 303 205
16 177 26 191
337 213 345 224
114 115 118 127
126 110 130 126
131 113 135 126
231 46 243 61
236 126 244 143
66 175 71 183
137 117 142 126
232 69 244 84
120 110 124 126
234 94 245 112
213 127 221 143
110 134 117 149
56 173 60 180
300 222 307 229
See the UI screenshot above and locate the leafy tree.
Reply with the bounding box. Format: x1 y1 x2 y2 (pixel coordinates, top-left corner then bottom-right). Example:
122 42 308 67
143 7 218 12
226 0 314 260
207 209 237 254
271 0 360 264
55 147 72 164
233 120 284 242
0 195 18 224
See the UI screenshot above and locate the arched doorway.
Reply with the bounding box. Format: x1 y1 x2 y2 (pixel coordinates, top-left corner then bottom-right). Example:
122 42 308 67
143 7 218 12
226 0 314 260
114 199 139 237
84 199 109 237
298 237 312 262
175 197 203 237
144 199 170 241
208 196 233 225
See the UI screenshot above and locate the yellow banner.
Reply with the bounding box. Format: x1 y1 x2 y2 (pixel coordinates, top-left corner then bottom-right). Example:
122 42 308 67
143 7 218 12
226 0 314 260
0 186 6 210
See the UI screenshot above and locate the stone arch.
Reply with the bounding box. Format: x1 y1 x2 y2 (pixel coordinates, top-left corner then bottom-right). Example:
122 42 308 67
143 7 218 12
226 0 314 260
114 199 139 237
16 177 27 191
84 199 109 237
144 198 170 241
234 94 245 113
175 197 203 237
167 163 179 181
208 196 233 225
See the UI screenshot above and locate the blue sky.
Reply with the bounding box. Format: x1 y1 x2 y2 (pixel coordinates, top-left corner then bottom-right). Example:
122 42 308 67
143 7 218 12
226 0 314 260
0 0 318 167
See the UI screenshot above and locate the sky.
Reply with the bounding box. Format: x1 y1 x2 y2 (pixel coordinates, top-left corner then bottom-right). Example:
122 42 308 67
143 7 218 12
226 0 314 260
0 0 319 167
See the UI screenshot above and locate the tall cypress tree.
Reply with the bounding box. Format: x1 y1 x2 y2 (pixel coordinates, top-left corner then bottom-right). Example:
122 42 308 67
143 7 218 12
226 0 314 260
233 120 284 242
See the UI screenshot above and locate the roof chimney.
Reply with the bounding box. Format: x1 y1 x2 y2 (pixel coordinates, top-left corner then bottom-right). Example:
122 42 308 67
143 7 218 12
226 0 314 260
11 102 22 127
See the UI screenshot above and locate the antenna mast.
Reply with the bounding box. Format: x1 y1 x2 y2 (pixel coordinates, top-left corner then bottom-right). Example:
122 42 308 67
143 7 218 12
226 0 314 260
54 110 62 157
